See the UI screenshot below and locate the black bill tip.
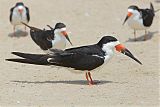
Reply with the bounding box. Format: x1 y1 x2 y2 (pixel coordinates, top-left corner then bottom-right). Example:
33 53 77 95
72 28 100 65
123 15 129 25
122 49 142 65
66 35 73 46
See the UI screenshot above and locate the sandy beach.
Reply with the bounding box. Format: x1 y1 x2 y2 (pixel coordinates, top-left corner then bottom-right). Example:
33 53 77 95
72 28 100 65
0 0 159 106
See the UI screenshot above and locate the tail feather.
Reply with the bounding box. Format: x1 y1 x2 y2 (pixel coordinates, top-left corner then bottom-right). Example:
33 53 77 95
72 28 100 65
47 25 54 30
6 58 49 65
12 52 46 61
150 2 154 12
21 22 42 31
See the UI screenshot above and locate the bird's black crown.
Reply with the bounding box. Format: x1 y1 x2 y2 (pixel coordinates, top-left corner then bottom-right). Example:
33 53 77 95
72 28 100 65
97 36 118 47
15 2 24 6
55 23 66 29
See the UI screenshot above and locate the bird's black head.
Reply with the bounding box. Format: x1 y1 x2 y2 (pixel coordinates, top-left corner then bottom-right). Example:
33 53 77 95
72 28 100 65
97 36 118 48
55 23 66 29
97 36 142 65
15 2 24 6
54 22 73 45
123 5 140 25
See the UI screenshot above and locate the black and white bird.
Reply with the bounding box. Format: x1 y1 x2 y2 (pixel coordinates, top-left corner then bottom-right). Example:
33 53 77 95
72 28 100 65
10 2 30 34
22 22 72 52
123 3 155 41
6 36 142 85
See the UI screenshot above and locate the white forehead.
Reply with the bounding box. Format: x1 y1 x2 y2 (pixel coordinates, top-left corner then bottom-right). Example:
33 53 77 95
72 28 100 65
128 9 134 12
60 27 66 31
103 41 120 48
102 41 120 53
128 9 139 13
17 5 24 9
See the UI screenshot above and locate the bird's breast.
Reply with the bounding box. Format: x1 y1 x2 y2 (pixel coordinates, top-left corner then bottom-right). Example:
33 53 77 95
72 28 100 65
11 12 28 25
51 36 66 49
127 16 148 30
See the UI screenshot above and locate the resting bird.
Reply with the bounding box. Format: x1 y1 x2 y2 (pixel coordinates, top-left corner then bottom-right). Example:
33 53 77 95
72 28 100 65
10 2 30 34
22 22 73 52
123 2 155 41
6 36 142 85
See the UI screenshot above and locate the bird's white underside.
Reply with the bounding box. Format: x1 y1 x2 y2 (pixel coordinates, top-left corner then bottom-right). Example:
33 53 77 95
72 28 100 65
127 9 149 30
11 6 28 26
51 34 67 50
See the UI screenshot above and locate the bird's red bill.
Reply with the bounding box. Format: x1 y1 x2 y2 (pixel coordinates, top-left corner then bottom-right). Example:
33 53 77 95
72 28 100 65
115 44 125 52
127 12 132 17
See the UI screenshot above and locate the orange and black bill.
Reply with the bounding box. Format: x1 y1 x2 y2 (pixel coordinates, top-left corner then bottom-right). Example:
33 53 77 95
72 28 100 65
123 12 132 25
61 31 73 46
121 48 142 65
115 44 142 65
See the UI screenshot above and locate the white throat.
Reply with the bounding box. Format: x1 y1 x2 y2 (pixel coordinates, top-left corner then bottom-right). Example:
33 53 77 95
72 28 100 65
102 41 120 62
51 33 66 49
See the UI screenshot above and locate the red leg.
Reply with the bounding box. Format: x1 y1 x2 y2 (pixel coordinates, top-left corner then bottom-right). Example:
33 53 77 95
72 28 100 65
134 29 137 41
25 26 26 31
88 72 94 85
85 72 92 85
13 26 16 36
85 72 90 85
144 30 147 41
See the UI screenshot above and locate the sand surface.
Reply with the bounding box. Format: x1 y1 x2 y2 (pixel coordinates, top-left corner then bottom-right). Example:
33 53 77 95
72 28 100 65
0 0 159 107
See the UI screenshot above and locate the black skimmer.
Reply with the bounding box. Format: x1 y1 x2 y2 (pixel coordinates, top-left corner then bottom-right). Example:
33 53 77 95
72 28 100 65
6 36 142 85
123 2 155 41
10 2 30 34
22 22 72 52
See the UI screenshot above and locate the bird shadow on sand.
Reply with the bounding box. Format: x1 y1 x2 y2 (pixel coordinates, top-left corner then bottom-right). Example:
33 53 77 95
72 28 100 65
8 30 28 38
11 80 115 86
125 31 159 42
155 0 160 3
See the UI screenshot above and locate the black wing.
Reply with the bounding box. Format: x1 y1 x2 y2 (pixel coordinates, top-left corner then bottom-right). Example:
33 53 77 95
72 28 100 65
140 3 155 27
65 44 105 56
48 52 104 70
30 29 55 50
6 51 104 70
10 7 14 22
25 6 30 22
22 23 55 50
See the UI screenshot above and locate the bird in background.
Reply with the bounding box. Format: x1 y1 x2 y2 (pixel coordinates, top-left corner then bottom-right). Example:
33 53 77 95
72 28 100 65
22 22 73 53
6 36 142 85
123 2 155 41
10 2 30 35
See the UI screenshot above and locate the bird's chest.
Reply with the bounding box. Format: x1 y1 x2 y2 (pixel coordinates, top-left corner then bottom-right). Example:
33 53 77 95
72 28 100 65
51 35 66 49
127 16 147 30
104 49 114 62
11 12 27 25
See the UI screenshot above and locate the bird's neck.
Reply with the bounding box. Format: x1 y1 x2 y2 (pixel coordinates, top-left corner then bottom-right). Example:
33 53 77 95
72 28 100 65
103 48 115 62
51 34 66 49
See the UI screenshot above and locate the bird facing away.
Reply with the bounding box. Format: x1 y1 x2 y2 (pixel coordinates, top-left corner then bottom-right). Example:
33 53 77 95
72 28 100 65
123 2 155 41
10 2 30 35
22 22 73 53
6 36 142 85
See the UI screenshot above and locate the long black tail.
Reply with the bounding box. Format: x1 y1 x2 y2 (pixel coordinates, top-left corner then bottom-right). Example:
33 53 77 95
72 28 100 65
6 52 50 65
11 52 45 60
47 25 54 30
150 2 154 12
21 22 42 31
150 2 160 13
6 58 49 65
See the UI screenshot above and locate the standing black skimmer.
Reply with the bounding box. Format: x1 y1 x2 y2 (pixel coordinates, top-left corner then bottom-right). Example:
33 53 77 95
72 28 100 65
22 22 72 52
6 36 142 85
10 2 30 34
123 3 155 41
